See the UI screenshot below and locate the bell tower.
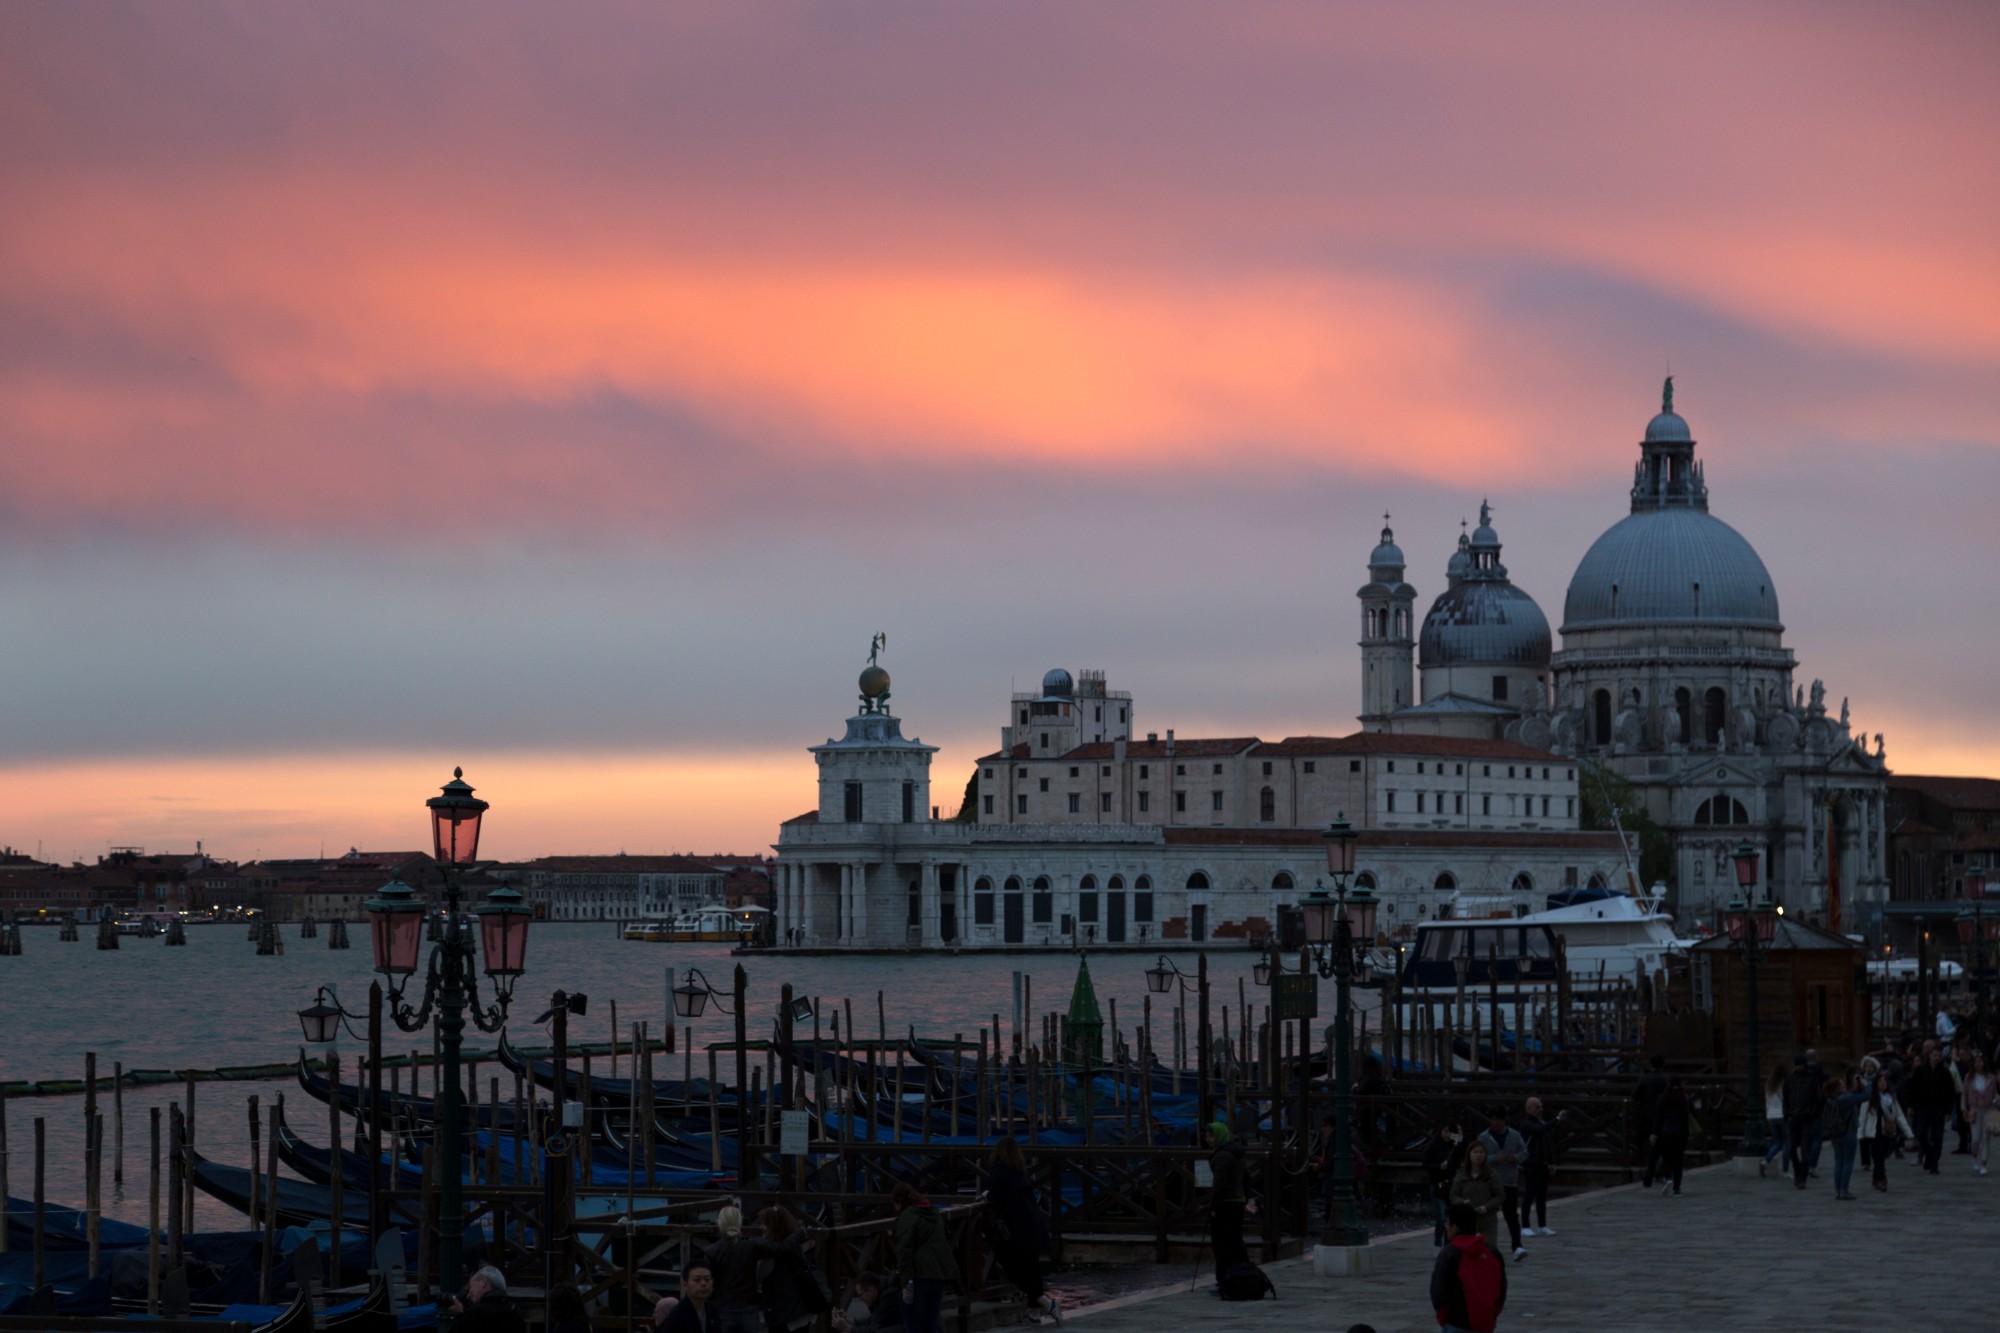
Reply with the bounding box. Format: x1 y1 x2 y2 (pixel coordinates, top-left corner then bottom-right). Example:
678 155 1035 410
1357 516 1416 730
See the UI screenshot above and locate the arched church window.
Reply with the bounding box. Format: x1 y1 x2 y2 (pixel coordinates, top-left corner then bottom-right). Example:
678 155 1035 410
1186 871 1210 891
1675 688 1692 745
1510 871 1535 895
1032 876 1053 923
1434 871 1457 892
1259 787 1276 822
1272 871 1294 894
1593 690 1613 746
1703 687 1727 746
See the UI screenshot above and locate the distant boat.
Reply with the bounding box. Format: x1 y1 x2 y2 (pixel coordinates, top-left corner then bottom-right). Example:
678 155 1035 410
621 904 765 943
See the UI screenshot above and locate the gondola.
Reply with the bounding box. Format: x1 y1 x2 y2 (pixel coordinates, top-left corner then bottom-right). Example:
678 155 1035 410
273 1101 426 1195
189 1148 376 1230
495 1033 746 1110
294 1053 529 1136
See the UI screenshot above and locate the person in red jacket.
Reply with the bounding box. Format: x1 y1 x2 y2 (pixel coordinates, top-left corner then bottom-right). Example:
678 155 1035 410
1430 1202 1507 1333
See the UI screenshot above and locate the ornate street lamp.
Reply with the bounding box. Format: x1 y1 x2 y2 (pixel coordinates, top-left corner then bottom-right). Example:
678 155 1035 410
1299 815 1375 1273
672 966 738 1020
300 768 528 1316
1721 841 1775 1163
1145 954 1195 996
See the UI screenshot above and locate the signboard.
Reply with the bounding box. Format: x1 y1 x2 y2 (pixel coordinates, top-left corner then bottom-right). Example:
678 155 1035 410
780 1109 811 1157
1193 1160 1214 1189
1273 974 1319 1023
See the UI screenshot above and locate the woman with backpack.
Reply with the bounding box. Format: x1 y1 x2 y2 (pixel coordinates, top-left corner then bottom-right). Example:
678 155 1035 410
1820 1074 1868 1201
757 1206 828 1333
1448 1139 1504 1252
983 1137 1060 1324
891 1184 959 1333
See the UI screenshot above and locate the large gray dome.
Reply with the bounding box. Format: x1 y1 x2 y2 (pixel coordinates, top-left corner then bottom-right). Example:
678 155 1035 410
1563 508 1781 631
1421 579 1552 667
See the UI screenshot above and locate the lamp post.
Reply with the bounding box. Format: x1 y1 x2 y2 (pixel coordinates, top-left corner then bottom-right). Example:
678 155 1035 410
1298 815 1375 1276
1721 842 1776 1165
302 769 529 1320
1143 954 1210 1124
1956 893 1999 1044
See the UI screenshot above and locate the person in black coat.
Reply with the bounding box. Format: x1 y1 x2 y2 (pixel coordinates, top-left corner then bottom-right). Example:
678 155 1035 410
757 1205 827 1333
1906 1047 1958 1173
984 1137 1059 1322
1651 1077 1692 1197
1630 1056 1669 1186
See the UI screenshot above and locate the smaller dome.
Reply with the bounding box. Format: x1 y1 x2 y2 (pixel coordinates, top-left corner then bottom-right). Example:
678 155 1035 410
1041 667 1074 697
859 665 890 699
1645 410 1691 443
1446 547 1472 582
1369 520 1404 571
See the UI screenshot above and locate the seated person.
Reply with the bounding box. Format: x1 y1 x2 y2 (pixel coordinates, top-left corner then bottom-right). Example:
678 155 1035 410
833 1271 903 1333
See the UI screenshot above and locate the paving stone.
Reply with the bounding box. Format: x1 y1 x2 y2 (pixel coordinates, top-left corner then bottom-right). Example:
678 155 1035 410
1067 1154 1988 1332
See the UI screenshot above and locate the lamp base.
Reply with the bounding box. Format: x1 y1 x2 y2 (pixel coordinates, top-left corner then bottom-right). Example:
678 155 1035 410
1312 1243 1373 1277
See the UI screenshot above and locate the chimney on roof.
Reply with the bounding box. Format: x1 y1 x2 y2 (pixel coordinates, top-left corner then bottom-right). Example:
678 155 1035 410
1165 729 1176 757
1114 736 1127 764
1147 732 1158 742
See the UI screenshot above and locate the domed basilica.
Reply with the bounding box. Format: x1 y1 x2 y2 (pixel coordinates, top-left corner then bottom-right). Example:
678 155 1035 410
1366 381 1889 928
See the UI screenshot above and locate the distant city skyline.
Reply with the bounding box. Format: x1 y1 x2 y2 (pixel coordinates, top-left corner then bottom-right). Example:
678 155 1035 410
1 3 1994 859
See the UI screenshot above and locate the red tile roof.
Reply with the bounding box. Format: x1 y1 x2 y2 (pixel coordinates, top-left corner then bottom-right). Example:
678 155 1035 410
783 810 820 825
1892 775 2000 811
1164 827 1622 850
1059 738 1262 761
514 855 720 873
979 731 1564 764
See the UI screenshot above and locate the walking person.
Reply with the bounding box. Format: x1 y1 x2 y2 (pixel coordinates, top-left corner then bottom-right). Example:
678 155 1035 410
1448 1140 1505 1256
1907 1046 1956 1174
1821 1074 1867 1201
1759 1061 1789 1178
1781 1053 1823 1189
1860 1072 1913 1193
1651 1076 1692 1197
756 1206 827 1333
1516 1098 1561 1237
1961 1052 1997 1176
982 1137 1060 1324
1200 1121 1250 1279
1631 1055 1669 1187
1421 1122 1468 1248
1477 1110 1527 1260
706 1204 803 1333
1430 1202 1507 1333
892 1183 959 1333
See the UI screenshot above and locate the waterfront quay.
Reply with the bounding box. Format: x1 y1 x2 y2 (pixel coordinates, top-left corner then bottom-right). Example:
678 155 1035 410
1073 1159 1988 1332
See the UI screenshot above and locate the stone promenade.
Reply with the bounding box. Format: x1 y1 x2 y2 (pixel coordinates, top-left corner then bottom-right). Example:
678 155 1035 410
1067 1153 1988 1332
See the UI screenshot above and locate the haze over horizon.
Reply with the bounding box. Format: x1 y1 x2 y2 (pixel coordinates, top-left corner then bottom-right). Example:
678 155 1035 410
2 3 1996 862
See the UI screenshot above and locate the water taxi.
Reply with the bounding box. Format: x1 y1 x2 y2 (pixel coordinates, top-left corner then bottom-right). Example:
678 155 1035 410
622 904 768 943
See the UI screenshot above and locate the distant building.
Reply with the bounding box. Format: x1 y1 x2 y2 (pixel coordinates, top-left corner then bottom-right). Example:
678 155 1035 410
1885 774 2000 947
241 849 434 921
497 855 725 921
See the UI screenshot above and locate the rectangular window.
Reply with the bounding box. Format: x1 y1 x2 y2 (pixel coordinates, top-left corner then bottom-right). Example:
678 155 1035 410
1069 766 1079 777
1455 764 1464 776
1417 762 1425 774
1348 760 1359 773
1483 765 1491 777
1039 778 1049 792
1175 791 1187 812
1508 766 1516 778
1139 765 1150 779
1211 790 1223 812
1094 706 1102 721
1543 767 1551 780
1262 761 1273 776
1135 890 1154 922
1492 674 1508 701
1416 792 1426 813
1017 767 1027 777
1305 761 1318 773
982 768 993 779
1040 733 1049 748
983 794 994 815
1387 760 1396 772
1176 764 1186 776
1542 796 1551 817
1100 792 1112 812
1138 791 1151 812
1455 793 1464 815
1079 892 1098 924
902 782 915 822
1482 794 1491 816
1567 797 1575 818
1016 794 1028 814
1101 766 1111 776
1509 795 1518 816
1212 763 1222 775
844 781 863 822
1068 792 1081 813
1386 791 1397 813
1120 708 1127 721
974 892 994 925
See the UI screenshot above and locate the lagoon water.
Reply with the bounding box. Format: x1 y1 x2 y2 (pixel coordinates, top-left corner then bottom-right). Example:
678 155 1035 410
4 922 1297 1228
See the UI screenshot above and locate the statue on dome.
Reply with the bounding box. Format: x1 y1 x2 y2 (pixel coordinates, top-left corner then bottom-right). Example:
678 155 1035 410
868 631 887 666
1662 375 1674 413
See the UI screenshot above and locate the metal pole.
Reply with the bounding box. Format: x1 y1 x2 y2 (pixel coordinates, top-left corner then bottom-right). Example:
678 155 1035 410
1322 895 1366 1250
437 871 468 1313
1740 936 1765 1157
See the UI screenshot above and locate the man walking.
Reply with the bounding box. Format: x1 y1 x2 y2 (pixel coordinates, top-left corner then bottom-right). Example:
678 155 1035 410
1477 1110 1527 1262
1516 1097 1557 1238
1906 1046 1956 1174
1781 1053 1824 1189
1430 1202 1507 1333
1631 1056 1668 1187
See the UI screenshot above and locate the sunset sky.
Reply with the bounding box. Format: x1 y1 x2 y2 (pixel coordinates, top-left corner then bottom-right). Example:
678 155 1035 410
2 2 1996 863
